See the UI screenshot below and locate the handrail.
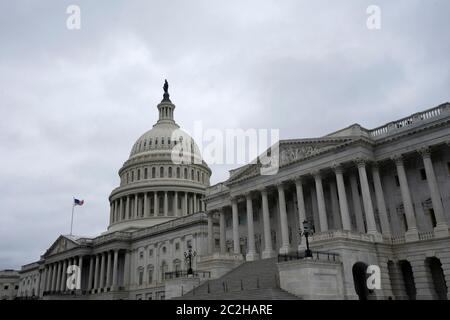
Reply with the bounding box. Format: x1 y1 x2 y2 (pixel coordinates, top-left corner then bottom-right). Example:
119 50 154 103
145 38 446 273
277 250 340 263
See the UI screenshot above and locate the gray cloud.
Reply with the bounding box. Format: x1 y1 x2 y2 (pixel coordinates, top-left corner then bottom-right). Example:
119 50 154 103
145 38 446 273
1 0 449 269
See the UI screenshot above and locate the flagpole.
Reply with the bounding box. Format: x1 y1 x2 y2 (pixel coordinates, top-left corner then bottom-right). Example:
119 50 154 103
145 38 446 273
70 198 75 236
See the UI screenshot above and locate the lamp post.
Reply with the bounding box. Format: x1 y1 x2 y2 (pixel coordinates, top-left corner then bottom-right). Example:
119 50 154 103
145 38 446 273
184 245 197 275
301 220 313 258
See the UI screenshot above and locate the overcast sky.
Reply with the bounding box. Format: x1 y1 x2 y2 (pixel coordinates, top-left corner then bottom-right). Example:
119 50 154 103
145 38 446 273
1 0 449 269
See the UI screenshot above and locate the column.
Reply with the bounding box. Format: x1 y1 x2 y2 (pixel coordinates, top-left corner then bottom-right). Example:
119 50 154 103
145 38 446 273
99 253 106 290
112 250 119 288
350 173 366 233
114 200 119 221
51 263 57 292
245 193 257 260
48 264 54 292
183 192 188 216
419 147 449 237
174 191 179 216
61 260 67 292
110 203 114 224
231 197 240 254
334 165 352 231
106 252 112 288
93 254 100 291
207 212 214 254
393 155 419 241
78 256 83 290
277 183 290 254
329 180 342 229
55 261 62 292
144 192 149 217
193 193 198 213
372 163 391 236
134 194 138 218
119 197 124 220
88 256 94 291
125 196 130 219
260 188 276 258
164 191 168 216
219 209 226 253
154 191 159 216
356 158 380 239
313 171 329 232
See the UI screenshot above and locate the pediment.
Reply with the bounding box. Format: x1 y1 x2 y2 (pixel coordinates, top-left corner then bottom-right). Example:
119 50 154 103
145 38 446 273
226 138 352 184
43 235 80 257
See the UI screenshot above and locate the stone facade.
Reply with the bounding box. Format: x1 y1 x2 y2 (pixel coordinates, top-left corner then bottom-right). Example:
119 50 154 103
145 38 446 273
204 102 450 300
13 84 450 299
0 270 19 300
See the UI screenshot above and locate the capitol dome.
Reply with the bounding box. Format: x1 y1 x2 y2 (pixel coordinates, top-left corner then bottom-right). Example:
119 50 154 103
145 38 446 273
107 81 211 232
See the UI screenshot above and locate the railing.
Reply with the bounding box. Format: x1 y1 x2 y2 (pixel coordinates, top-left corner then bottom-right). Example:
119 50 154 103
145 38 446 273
164 270 211 280
277 250 340 263
419 231 435 241
369 103 450 138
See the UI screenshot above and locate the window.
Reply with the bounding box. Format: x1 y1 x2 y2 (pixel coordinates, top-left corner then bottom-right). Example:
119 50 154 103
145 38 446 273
144 168 148 179
137 169 141 180
152 167 156 178
149 138 152 146
131 171 134 182
197 171 200 181
215 239 220 248
168 167 172 178
149 249 153 257
191 169 194 180
162 137 165 145
162 246 167 254
176 167 180 178
175 242 180 251
4 285 8 290
138 270 144 285
139 251 144 259
127 173 129 184
160 167 164 177
155 138 158 145
186 240 192 249
148 266 154 284
184 168 188 179
420 168 427 180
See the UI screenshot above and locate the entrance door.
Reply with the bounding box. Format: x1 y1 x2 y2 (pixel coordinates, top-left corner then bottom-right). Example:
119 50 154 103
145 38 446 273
352 262 370 300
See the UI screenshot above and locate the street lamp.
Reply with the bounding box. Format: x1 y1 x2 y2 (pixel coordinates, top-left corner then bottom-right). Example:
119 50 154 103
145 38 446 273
301 220 313 258
184 245 197 275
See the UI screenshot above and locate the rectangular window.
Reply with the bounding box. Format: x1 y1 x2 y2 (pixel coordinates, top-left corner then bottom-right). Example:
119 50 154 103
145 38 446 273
175 243 180 251
149 249 153 257
139 251 144 259
139 271 143 285
187 240 192 248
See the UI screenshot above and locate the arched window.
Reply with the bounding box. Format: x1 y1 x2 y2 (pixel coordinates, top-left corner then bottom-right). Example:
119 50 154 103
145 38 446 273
155 138 158 145
144 168 148 179
191 169 194 181
161 261 168 282
149 138 152 146
202 172 205 184
137 169 141 180
152 167 156 178
176 167 180 178
127 172 129 184
137 267 144 286
197 171 200 181
160 167 164 177
131 171 134 182
162 137 165 145
168 167 172 178
184 168 188 179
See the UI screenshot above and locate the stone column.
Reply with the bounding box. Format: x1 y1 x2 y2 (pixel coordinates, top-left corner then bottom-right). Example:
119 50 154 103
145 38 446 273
356 158 380 239
174 191 179 216
329 180 342 229
245 193 257 260
51 263 58 292
99 253 106 290
119 197 123 220
260 188 276 258
112 250 119 288
231 197 240 254
88 256 94 291
144 192 149 217
393 155 419 241
110 203 114 224
219 209 226 253
350 173 366 233
61 260 67 292
114 200 119 221
334 165 352 231
134 194 138 218
207 212 214 254
106 251 112 288
78 256 83 290
154 191 159 216
294 177 307 233
55 261 62 292
125 196 130 219
93 255 100 291
193 193 197 213
47 264 53 292
276 183 290 254
419 147 449 237
184 192 188 216
371 163 391 236
164 191 168 216
313 171 329 232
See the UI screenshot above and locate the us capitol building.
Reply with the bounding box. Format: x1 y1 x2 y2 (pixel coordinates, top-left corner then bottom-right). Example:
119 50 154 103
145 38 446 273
7 82 450 300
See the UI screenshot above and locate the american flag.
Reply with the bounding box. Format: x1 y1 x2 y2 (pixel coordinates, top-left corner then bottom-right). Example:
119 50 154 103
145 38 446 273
74 198 84 206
